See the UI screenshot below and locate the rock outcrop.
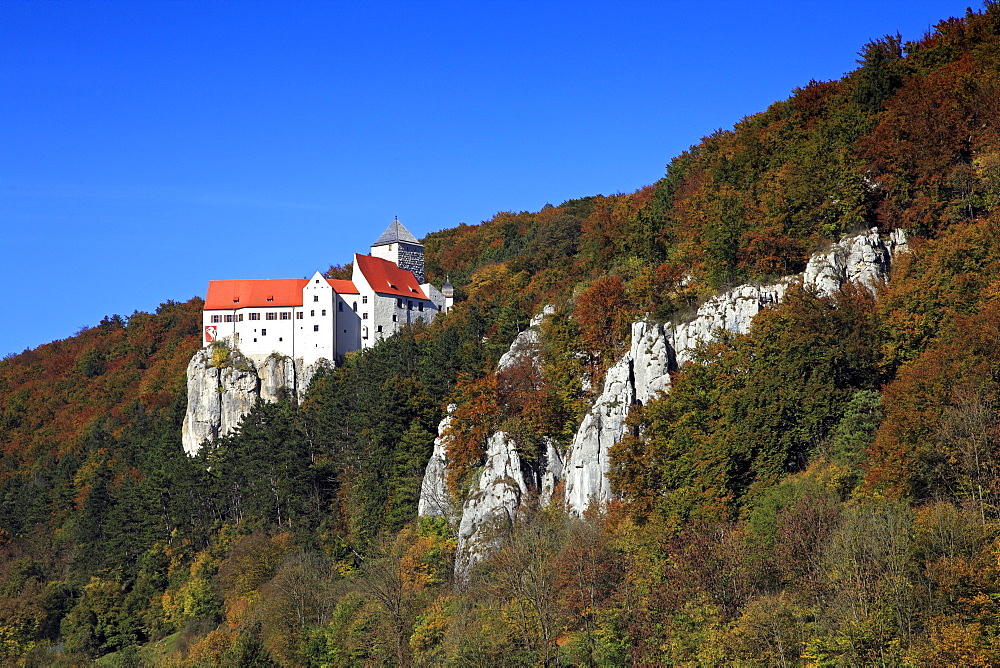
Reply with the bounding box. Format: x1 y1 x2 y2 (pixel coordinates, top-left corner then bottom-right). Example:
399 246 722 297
803 227 908 297
419 311 564 579
417 406 459 521
561 227 907 512
181 345 330 456
453 431 530 580
563 320 672 513
418 228 909 575
669 282 789 367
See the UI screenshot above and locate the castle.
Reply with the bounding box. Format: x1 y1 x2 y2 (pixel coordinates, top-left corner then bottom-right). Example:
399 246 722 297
201 218 454 366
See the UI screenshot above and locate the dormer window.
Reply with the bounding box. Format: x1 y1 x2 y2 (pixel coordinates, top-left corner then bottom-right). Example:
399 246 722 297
233 298 240 303
266 297 274 302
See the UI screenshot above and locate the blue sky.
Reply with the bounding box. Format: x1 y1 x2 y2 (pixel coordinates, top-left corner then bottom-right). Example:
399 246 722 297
1 0 975 357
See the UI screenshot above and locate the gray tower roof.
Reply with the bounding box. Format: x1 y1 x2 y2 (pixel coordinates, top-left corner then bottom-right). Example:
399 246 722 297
372 216 421 247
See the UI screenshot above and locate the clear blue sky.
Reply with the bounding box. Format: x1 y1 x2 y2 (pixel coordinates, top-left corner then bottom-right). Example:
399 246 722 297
1 0 974 357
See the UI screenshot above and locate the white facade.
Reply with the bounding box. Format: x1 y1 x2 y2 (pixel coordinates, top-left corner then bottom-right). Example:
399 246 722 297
201 220 445 366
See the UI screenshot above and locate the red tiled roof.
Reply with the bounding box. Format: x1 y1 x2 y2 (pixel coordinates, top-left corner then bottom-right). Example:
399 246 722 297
354 254 428 300
205 279 307 310
327 279 359 294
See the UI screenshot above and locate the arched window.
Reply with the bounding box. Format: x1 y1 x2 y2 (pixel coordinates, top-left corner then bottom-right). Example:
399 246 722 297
352 302 358 312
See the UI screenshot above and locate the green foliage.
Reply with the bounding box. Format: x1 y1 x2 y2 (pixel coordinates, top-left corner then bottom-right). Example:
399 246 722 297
611 283 881 523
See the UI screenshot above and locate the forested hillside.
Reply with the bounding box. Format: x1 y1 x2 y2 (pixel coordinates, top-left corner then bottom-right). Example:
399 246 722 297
2 4 999 665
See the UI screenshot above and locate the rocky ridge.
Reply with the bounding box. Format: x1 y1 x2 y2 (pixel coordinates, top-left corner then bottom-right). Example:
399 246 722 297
419 228 909 576
180 344 330 456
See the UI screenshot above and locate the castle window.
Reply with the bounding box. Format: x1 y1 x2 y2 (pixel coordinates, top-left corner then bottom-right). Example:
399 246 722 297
296 312 303 319
225 315 234 322
338 303 343 312
267 297 273 302
407 300 412 310
392 314 398 322
280 312 290 320
362 326 368 339
377 325 383 333
363 312 368 320
211 315 222 323
313 295 319 302
362 296 368 304
397 299 402 308
238 313 244 321
418 302 423 311
322 309 326 316
352 302 357 312
314 325 319 332
266 312 277 320
311 310 315 316
315 279 319 283
249 313 260 321
261 329 267 336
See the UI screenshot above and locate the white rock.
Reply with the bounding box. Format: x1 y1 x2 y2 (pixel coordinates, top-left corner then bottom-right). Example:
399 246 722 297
454 431 529 581
538 439 563 508
257 354 297 403
417 406 459 521
562 228 908 513
180 349 222 456
563 320 671 513
180 347 329 456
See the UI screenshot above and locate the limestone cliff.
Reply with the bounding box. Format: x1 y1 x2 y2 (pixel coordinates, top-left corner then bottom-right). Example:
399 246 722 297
453 431 530 580
418 228 908 576
417 407 460 521
563 320 671 512
419 314 562 579
181 345 330 456
561 228 907 511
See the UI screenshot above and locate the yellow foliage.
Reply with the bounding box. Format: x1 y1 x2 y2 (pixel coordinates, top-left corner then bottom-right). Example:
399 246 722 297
185 628 234 666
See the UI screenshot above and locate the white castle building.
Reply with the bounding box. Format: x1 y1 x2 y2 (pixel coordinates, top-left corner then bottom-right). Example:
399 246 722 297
201 219 453 366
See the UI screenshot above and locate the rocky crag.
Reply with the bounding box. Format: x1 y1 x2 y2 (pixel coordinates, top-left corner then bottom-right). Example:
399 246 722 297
181 344 330 456
419 228 908 578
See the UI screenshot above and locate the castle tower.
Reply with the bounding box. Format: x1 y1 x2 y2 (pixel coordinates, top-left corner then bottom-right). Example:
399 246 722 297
441 276 454 313
370 217 425 284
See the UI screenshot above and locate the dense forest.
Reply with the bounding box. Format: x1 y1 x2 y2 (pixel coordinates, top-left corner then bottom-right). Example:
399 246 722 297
2 4 1000 665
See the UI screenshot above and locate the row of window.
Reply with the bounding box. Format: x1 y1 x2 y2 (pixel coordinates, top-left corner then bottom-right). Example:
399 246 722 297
210 296 431 325
211 310 310 323
396 298 425 311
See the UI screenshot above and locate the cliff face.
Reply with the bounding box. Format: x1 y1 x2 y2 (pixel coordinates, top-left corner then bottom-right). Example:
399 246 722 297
180 346 330 456
561 227 907 512
419 229 909 576
417 407 459 521
563 320 671 513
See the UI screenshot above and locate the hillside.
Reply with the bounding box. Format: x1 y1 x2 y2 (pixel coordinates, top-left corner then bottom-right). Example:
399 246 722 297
1 4 999 665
